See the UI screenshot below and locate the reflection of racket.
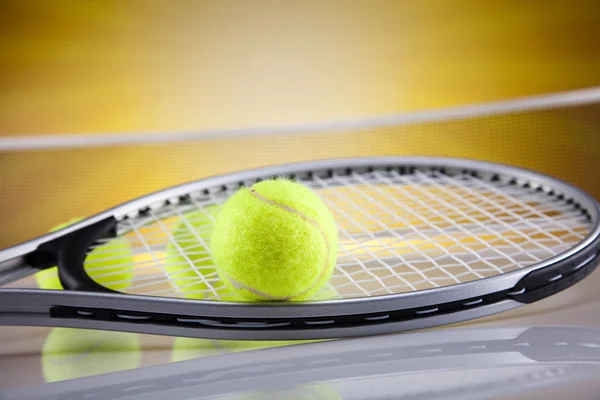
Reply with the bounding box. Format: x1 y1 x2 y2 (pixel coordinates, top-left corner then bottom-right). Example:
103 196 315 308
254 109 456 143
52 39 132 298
0 157 598 340
4 326 600 399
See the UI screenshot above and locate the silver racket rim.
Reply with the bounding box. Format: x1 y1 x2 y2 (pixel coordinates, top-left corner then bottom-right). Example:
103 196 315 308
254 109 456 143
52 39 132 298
1 156 599 340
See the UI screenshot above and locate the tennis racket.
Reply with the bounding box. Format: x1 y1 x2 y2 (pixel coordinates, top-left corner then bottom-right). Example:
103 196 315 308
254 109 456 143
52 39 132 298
0 157 598 340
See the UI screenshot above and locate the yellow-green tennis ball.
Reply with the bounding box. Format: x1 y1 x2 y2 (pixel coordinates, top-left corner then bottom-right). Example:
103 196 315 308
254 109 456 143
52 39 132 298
35 218 134 291
164 207 237 300
210 179 339 301
41 328 141 382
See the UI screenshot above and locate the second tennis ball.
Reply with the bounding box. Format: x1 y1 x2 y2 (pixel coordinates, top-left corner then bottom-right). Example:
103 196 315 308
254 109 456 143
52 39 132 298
164 207 236 300
35 217 134 291
210 179 339 301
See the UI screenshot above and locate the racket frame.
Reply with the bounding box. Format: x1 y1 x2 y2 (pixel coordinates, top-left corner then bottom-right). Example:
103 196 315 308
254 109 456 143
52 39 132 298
0 157 598 340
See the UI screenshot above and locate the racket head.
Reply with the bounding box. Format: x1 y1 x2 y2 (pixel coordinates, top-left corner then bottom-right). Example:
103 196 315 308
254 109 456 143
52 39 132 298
45 156 599 305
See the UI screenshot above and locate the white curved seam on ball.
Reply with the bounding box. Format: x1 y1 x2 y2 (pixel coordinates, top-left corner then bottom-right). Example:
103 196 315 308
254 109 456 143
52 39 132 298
223 187 332 301
224 274 284 300
249 188 332 299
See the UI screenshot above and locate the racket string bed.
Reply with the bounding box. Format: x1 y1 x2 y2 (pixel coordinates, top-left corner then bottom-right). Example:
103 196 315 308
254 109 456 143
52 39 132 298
81 167 591 301
1 157 597 340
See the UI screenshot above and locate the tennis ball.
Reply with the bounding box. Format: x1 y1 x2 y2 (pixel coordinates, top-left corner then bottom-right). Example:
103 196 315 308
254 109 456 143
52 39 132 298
35 217 134 291
210 179 339 301
41 327 141 382
164 207 238 300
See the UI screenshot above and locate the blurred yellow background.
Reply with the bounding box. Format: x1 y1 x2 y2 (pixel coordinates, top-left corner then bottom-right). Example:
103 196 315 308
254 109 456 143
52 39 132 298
1 0 599 248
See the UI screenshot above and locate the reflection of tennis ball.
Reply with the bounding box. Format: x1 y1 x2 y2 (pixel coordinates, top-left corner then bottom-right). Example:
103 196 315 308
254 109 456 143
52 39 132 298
211 180 339 301
164 207 235 300
230 384 342 400
171 337 315 362
41 328 141 382
35 218 134 291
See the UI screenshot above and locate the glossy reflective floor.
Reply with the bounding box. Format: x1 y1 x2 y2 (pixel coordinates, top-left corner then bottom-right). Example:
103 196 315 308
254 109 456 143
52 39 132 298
1 264 600 399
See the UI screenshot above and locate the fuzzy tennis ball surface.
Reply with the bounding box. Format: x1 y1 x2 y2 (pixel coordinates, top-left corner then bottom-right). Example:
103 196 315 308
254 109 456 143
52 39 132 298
210 179 339 301
164 207 236 299
41 327 141 382
35 217 134 291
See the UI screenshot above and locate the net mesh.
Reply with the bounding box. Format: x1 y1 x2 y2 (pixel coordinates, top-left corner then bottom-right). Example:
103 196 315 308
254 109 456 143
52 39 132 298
82 168 591 301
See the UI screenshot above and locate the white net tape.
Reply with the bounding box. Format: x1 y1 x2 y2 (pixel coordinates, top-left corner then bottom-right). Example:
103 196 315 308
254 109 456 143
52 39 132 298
82 169 591 301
